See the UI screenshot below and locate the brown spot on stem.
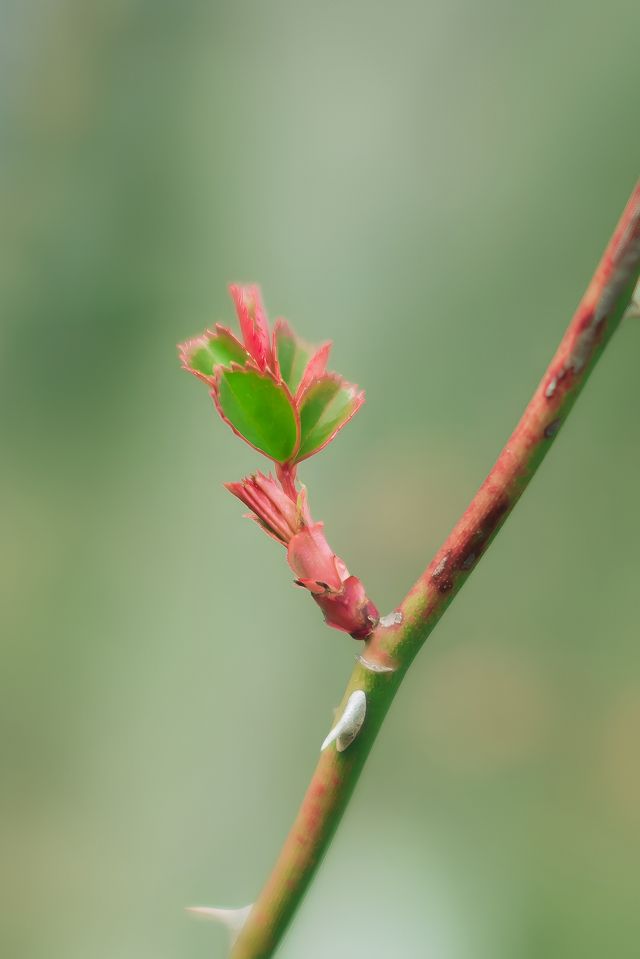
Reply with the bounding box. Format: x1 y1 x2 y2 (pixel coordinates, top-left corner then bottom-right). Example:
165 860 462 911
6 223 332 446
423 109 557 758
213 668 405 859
451 497 511 576
437 579 454 594
431 552 451 581
431 500 510 596
461 497 509 560
544 418 561 438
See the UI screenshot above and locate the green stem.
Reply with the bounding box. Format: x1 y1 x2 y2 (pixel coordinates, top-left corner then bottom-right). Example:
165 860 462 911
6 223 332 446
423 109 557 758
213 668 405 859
230 181 640 959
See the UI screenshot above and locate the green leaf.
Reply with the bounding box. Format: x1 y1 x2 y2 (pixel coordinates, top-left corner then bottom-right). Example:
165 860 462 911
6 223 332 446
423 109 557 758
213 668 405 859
275 322 311 393
189 330 248 377
217 369 299 462
297 376 362 461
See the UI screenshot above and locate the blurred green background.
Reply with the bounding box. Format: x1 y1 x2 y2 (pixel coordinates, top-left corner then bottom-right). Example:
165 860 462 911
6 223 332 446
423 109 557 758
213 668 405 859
1 2 639 957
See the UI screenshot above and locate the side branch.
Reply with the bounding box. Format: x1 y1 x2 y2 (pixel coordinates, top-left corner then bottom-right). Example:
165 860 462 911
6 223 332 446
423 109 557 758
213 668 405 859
229 181 640 959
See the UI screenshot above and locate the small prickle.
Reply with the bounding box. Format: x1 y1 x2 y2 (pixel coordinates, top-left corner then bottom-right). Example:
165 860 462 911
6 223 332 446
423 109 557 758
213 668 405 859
186 904 253 946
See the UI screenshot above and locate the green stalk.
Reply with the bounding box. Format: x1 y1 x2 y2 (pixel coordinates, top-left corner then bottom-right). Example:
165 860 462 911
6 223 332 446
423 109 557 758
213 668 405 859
230 181 640 959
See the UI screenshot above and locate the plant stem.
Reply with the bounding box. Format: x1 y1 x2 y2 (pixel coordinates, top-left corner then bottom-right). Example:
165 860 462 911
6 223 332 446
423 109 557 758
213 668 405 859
230 181 640 959
275 463 299 501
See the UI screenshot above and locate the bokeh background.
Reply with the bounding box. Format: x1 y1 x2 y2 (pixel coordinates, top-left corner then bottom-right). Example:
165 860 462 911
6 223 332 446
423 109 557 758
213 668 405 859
2 2 639 957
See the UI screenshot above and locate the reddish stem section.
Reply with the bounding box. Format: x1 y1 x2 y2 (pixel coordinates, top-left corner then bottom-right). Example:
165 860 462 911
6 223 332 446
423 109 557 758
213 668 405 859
368 178 640 666
230 182 640 959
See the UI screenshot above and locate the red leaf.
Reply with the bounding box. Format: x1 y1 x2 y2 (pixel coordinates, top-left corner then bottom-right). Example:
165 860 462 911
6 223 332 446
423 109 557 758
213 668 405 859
178 326 249 384
226 472 310 545
295 373 365 462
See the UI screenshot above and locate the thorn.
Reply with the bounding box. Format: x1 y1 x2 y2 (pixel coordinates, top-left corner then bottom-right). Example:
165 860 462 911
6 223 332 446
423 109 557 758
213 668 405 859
186 904 253 946
625 284 640 320
357 654 396 674
321 690 367 752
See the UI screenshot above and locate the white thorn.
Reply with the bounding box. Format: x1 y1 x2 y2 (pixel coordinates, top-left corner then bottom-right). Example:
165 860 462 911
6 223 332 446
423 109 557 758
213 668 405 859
625 281 640 320
357 654 396 674
321 690 367 752
186 904 253 945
